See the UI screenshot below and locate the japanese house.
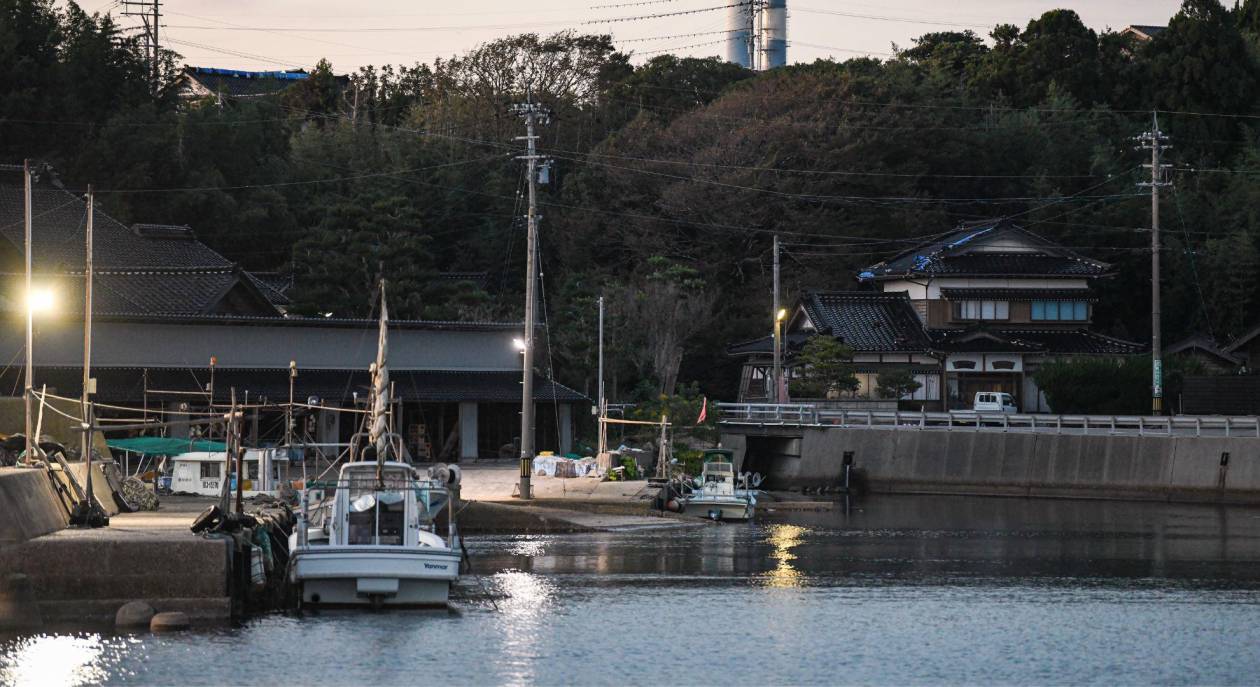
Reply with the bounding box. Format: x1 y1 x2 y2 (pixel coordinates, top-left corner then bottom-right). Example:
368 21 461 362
730 220 1144 411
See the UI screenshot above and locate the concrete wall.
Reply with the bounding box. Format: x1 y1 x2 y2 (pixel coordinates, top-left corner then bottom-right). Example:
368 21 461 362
722 426 1260 503
0 468 68 545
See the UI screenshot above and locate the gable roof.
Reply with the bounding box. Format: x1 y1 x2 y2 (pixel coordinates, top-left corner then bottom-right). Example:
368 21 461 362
0 184 282 318
0 186 233 271
859 220 1110 281
798 290 934 352
1164 334 1241 367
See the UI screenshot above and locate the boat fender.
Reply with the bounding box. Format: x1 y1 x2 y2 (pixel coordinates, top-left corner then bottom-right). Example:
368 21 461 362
189 505 223 534
428 464 451 485
751 473 764 488
447 464 462 487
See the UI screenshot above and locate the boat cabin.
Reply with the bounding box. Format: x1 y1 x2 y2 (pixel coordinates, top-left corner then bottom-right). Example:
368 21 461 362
316 462 449 548
169 448 289 497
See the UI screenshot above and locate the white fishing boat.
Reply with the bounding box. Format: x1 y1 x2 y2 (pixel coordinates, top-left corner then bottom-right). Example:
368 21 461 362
288 460 461 608
287 281 462 608
684 449 756 521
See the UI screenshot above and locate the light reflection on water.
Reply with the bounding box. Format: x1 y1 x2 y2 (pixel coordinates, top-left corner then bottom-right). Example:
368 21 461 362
763 523 808 588
0 634 116 687
4 495 1260 685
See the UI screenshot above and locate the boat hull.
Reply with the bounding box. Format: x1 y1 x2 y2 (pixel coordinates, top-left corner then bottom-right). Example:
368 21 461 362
686 496 755 521
290 546 461 607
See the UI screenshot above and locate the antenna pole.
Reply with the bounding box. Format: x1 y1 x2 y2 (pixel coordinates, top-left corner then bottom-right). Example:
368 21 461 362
511 96 550 500
772 234 782 402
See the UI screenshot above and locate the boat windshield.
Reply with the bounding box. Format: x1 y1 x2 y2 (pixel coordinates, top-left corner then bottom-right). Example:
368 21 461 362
345 469 413 546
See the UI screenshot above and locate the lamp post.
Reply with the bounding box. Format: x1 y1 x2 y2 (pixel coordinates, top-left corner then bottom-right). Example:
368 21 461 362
773 307 787 403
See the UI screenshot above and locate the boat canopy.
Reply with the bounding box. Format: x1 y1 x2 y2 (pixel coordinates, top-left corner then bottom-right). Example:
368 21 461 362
106 436 227 455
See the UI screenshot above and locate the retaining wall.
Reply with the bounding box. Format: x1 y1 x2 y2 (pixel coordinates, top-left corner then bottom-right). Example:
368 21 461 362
723 427 1260 503
0 468 69 545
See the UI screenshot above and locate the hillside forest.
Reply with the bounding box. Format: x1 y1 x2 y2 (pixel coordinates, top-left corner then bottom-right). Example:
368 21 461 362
6 0 1260 407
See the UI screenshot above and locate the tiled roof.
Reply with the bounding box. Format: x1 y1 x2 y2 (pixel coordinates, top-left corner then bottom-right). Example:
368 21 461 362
940 287 1096 301
726 332 812 356
0 268 279 317
0 186 233 270
1164 335 1241 365
800 291 934 352
244 271 292 306
4 366 588 405
930 327 1145 355
860 220 1110 280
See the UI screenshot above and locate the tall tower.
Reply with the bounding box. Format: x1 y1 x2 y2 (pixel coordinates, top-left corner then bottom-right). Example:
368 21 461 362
725 2 755 69
760 0 787 69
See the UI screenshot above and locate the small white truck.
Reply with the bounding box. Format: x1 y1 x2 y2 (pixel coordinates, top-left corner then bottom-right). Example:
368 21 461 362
972 392 1018 413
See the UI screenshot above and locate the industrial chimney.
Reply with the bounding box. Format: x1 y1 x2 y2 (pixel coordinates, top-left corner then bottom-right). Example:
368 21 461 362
760 0 787 69
726 1 787 70
725 2 754 68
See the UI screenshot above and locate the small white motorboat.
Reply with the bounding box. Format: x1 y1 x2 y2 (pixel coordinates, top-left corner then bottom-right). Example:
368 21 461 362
288 460 461 608
684 450 756 521
287 279 461 608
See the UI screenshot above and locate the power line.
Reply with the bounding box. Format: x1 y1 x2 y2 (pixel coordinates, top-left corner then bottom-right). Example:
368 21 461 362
638 37 740 56
793 5 997 29
618 29 739 43
583 2 747 24
592 0 682 8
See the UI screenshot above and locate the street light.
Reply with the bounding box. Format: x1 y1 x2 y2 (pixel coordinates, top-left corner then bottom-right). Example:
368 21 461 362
26 287 54 314
773 308 788 403
513 337 527 351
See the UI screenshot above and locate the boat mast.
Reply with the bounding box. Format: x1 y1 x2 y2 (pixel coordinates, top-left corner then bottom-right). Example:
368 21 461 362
370 279 390 487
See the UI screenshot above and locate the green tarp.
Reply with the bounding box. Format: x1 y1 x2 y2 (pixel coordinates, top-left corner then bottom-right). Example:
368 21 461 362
105 436 227 456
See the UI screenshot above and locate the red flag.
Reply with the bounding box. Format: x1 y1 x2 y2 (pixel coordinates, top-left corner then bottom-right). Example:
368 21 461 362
696 396 708 424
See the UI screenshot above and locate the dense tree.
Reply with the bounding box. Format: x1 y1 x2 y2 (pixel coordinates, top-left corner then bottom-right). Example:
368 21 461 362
7 0 1260 406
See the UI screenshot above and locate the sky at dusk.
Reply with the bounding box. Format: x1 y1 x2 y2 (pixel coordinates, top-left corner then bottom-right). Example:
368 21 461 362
78 0 1186 73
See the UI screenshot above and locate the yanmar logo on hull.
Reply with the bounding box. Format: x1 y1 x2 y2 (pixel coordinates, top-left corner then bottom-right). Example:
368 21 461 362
424 563 448 570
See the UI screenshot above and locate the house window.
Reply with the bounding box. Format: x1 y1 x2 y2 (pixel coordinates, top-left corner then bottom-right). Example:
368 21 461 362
1032 300 1088 321
200 462 219 479
953 300 1009 320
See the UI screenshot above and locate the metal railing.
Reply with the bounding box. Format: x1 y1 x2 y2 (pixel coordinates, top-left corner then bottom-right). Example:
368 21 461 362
716 403 1260 438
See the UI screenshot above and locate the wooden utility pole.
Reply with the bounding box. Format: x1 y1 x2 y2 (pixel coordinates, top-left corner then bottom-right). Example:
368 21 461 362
511 96 550 500
82 185 95 513
772 234 782 403
1137 112 1171 414
23 160 34 465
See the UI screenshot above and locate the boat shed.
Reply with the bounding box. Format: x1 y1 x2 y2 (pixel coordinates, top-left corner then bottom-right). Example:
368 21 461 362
0 183 585 459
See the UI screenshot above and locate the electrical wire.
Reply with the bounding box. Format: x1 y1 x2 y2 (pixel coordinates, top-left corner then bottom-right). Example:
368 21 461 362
584 1 748 24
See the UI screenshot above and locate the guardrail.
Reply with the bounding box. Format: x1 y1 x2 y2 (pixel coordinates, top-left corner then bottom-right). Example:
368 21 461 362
715 403 1260 438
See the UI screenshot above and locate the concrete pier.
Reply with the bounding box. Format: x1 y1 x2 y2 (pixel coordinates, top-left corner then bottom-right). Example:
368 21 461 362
0 483 231 627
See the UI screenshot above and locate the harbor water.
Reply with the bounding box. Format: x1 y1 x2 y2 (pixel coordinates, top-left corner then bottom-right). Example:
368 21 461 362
4 494 1260 685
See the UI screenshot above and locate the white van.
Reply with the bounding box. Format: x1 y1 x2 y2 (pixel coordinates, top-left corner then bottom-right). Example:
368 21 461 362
973 392 1018 413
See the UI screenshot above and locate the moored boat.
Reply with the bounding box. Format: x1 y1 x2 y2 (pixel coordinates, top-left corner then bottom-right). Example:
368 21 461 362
684 449 756 521
288 460 461 608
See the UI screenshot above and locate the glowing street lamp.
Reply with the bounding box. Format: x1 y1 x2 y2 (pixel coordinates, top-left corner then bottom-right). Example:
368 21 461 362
513 337 527 352
26 287 54 314
773 307 788 403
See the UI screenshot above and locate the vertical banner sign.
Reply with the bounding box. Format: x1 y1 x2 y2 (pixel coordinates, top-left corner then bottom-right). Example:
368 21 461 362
1153 359 1163 398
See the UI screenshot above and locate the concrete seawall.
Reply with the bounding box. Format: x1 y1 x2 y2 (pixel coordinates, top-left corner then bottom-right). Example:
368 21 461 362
0 468 69 544
723 427 1260 503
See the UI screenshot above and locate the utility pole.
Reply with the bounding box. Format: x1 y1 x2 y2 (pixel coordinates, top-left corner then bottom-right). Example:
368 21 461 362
1137 111 1172 414
82 185 95 516
597 296 607 458
772 234 783 403
23 160 33 465
122 0 162 93
511 96 550 500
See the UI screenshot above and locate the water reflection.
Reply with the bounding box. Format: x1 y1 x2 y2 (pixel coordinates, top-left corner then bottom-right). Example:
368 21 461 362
0 633 113 686
763 524 808 588
492 570 556 687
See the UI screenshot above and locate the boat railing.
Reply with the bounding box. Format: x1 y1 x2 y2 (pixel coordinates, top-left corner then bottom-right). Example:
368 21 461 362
297 476 457 549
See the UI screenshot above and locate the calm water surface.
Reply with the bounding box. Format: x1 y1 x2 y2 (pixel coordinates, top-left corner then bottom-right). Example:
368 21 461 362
4 495 1260 685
